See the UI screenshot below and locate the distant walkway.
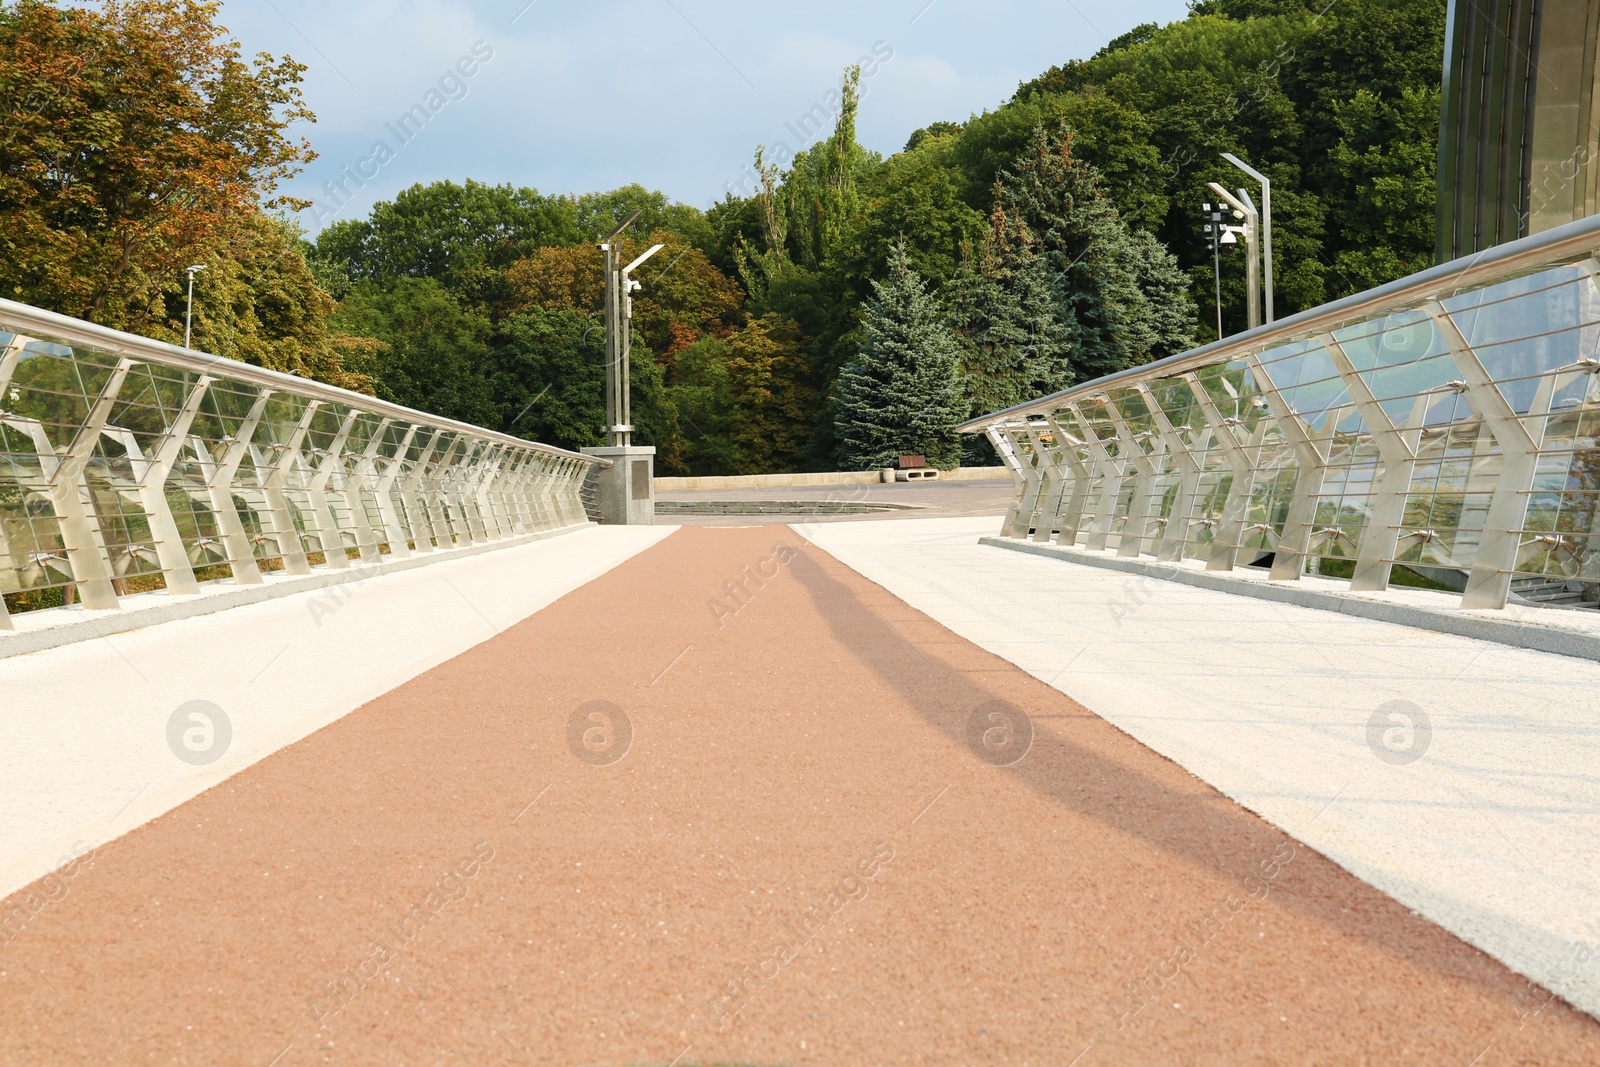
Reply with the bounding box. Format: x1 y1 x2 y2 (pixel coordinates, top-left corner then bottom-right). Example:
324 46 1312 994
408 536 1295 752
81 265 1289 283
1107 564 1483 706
1 524 1596 1064
657 477 1017 525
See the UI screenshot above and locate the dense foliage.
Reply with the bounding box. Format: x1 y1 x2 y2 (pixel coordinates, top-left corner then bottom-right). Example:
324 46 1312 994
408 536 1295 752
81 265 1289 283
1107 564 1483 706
0 0 1447 474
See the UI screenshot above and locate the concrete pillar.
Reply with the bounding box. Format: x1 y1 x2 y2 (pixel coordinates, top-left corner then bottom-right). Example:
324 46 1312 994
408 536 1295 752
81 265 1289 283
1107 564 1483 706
579 445 655 525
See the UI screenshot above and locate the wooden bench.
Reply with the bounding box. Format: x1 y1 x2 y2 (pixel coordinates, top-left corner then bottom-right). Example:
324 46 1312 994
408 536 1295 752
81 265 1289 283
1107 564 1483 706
894 455 939 481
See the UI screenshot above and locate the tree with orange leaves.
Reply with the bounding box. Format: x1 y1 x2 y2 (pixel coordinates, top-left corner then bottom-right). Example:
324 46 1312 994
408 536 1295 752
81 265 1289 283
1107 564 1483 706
504 230 744 361
0 0 315 328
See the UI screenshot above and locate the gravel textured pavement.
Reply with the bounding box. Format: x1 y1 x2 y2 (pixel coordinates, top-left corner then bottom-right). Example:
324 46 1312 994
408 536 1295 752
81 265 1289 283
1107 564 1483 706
1 526 1596 1066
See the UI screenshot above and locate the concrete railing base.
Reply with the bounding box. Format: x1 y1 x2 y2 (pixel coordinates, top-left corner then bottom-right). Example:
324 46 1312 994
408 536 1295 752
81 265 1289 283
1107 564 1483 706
981 535 1600 664
0 522 596 661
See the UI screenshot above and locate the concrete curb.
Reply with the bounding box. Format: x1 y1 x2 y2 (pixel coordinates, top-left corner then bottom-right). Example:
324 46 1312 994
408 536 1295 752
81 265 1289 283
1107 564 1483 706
0 522 596 661
980 536 1600 663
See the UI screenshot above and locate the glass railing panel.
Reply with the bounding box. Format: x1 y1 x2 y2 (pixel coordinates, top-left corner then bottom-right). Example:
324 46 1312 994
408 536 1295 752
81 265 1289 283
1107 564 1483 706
1471 329 1598 415
1252 337 1325 390
1438 261 1595 324
1144 376 1201 432
7 343 107 447
1190 361 1255 414
1106 386 1156 453
303 402 347 455
959 228 1600 603
1278 373 1352 428
1072 401 1122 460
0 302 602 618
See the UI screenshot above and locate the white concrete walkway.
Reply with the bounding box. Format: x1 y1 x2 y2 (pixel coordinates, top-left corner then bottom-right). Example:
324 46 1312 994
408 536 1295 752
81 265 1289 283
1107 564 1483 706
796 515 1600 1020
0 525 675 902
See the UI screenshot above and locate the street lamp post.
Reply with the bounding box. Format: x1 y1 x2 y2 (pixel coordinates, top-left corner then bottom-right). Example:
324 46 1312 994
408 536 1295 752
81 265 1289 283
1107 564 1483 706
583 209 662 525
1201 201 1233 339
1221 152 1272 323
1207 182 1261 331
616 241 664 440
598 210 642 447
183 264 206 349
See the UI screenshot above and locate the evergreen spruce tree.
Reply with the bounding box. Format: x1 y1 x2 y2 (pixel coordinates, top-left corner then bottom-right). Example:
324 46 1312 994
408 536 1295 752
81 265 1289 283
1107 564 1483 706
949 201 1073 418
993 126 1196 381
1123 227 1197 364
835 243 965 470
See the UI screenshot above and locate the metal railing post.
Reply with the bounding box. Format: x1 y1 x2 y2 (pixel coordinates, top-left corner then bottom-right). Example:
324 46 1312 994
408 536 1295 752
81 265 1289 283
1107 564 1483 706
49 359 134 609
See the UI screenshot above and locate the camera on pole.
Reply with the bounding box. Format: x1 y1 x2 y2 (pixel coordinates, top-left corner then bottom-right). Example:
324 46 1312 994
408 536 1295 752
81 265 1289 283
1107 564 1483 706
1202 202 1236 255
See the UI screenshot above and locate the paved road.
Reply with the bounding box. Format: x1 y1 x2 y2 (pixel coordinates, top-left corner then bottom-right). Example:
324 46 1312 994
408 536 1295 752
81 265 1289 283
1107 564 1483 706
2 526 1596 1065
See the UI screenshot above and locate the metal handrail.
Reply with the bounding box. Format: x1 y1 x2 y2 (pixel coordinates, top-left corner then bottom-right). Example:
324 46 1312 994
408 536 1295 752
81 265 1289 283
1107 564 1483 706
0 297 609 626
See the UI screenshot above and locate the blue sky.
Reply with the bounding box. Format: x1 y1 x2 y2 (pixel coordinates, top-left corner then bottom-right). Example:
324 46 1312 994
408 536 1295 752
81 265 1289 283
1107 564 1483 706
217 0 1191 231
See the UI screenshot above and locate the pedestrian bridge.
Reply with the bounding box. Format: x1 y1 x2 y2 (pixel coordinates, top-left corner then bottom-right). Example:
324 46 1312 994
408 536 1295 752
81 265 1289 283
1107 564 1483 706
3 225 1600 1064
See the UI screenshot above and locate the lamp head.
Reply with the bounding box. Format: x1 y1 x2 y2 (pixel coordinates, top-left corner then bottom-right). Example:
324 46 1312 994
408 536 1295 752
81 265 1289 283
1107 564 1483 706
623 243 666 276
602 208 645 245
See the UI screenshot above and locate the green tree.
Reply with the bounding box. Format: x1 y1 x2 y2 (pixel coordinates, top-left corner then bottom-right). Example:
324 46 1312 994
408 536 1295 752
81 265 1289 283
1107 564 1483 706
159 213 375 393
330 277 496 426
834 244 965 470
998 0 1446 319
488 304 606 450
504 230 745 361
948 202 1073 417
311 180 581 310
850 130 987 291
995 126 1196 381
731 67 900 467
958 91 1167 230
488 304 680 462
904 121 964 152
668 314 816 475
779 66 867 273
1325 85 1439 292
1123 227 1197 363
703 190 766 284
571 184 715 255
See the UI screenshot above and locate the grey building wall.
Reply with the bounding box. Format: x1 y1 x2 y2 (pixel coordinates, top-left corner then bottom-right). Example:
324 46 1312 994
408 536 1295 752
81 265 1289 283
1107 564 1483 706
1437 0 1600 260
